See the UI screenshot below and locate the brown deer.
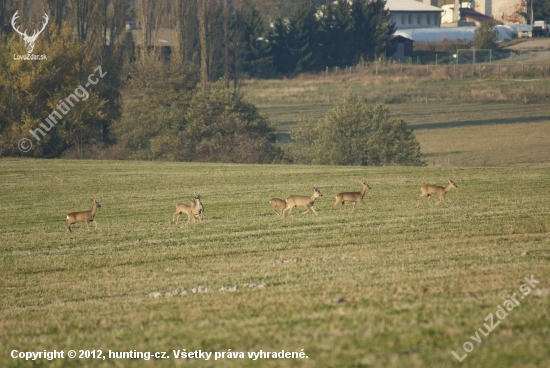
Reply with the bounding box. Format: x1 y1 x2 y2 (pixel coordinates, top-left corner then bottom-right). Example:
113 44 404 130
173 193 202 225
194 192 204 221
269 198 287 216
282 188 323 217
330 181 372 213
417 179 458 207
65 199 101 232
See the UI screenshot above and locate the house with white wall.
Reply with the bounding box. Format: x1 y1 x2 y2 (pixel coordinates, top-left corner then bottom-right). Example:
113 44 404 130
386 0 444 29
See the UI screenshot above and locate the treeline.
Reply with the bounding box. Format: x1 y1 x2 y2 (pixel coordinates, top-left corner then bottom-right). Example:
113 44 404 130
177 0 395 80
0 0 422 165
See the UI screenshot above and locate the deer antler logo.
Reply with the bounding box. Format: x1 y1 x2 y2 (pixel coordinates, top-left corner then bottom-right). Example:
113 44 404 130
11 11 49 54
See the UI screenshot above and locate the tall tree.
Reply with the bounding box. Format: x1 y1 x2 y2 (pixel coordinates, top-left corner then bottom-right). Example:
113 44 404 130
290 1 319 73
268 18 294 75
197 0 216 87
241 3 273 78
46 0 68 29
69 0 96 42
174 0 199 63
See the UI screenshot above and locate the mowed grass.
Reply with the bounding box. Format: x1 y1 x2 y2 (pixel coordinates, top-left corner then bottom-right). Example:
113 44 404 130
1 159 549 367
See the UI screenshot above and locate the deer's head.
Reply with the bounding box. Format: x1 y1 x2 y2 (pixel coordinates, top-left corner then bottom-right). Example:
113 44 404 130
12 11 49 54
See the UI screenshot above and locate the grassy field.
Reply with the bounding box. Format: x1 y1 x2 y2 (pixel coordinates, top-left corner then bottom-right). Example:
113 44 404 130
1 159 549 367
242 74 550 167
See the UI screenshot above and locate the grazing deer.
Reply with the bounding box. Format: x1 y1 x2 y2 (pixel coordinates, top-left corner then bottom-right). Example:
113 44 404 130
65 198 101 232
173 193 202 225
330 181 372 213
417 179 458 207
269 198 287 216
282 188 323 217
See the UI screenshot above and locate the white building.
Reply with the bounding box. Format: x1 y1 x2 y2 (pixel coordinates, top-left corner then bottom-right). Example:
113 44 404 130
475 0 526 24
386 0 444 29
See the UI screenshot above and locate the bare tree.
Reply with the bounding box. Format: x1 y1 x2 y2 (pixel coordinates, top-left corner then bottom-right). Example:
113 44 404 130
173 0 198 63
197 0 217 87
98 0 126 48
69 0 98 42
46 0 68 29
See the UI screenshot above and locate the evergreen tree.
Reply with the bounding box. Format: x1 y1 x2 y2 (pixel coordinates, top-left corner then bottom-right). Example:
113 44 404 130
318 0 352 67
289 2 320 73
241 4 274 78
368 0 396 60
269 18 295 75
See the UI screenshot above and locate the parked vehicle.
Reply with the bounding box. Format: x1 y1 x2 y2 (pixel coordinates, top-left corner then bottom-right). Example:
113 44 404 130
533 21 549 37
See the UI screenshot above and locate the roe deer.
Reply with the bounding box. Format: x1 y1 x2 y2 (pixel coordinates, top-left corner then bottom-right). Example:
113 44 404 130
330 181 372 213
417 179 458 207
65 198 101 232
269 198 287 216
173 193 202 225
282 188 323 217
193 192 204 221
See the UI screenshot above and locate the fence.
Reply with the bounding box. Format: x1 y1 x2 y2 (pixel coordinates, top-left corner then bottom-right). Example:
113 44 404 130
323 62 550 79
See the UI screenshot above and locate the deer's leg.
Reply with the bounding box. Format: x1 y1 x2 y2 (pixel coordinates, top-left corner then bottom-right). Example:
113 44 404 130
93 220 98 230
310 206 318 216
330 200 340 213
284 206 293 217
417 192 426 207
361 200 373 211
85 221 90 231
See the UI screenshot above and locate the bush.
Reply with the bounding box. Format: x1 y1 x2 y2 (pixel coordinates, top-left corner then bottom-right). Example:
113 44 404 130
288 92 425 166
114 56 282 163
179 80 283 163
472 21 498 50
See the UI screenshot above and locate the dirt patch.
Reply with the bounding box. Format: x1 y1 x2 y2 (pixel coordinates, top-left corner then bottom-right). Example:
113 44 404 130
505 38 550 50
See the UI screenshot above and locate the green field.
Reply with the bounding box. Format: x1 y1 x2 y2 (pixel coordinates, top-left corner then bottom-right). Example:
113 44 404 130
1 159 549 367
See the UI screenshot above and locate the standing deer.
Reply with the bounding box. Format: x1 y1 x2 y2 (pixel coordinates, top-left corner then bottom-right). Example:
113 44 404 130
194 192 204 221
282 188 323 217
173 193 202 225
65 199 101 232
11 11 49 54
330 181 372 213
417 179 458 207
269 198 287 217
